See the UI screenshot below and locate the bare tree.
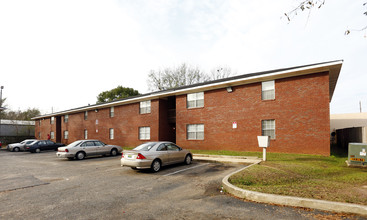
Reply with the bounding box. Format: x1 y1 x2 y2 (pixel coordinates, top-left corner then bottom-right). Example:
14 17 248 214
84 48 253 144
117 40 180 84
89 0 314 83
284 1 367 35
147 63 210 91
210 66 236 80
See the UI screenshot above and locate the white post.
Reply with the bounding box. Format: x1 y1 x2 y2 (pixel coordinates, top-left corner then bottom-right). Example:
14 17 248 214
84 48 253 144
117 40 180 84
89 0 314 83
263 147 266 161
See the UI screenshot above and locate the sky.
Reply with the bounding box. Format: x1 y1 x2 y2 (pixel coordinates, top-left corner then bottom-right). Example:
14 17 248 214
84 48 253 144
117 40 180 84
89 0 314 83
0 0 366 115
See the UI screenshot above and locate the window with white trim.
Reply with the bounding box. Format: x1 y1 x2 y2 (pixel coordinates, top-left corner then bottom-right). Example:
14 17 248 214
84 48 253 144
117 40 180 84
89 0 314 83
110 107 114 118
64 130 69 140
84 111 88 120
50 131 54 139
64 115 69 123
261 80 275 100
51 117 55 124
187 124 204 140
187 92 204 108
262 120 275 139
109 128 114 140
84 129 88 139
139 127 150 140
140 100 151 114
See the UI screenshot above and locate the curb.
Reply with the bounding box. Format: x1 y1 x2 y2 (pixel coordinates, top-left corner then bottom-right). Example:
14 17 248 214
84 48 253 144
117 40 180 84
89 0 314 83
193 154 262 164
222 162 367 216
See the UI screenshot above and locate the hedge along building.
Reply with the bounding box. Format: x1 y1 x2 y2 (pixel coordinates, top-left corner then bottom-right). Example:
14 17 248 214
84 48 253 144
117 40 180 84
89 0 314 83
32 60 343 156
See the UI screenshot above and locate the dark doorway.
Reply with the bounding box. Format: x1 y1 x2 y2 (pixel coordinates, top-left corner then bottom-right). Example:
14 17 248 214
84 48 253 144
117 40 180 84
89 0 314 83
56 116 61 143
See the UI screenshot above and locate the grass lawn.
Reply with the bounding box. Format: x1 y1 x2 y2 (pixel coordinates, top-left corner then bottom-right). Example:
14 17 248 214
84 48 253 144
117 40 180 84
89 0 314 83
192 150 367 205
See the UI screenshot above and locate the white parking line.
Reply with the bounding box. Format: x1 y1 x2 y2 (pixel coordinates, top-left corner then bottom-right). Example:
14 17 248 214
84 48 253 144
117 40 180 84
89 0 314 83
163 163 209 176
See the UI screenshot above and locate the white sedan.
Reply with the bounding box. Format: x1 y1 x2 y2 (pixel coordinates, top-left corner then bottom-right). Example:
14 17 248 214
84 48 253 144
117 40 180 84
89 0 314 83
57 140 122 160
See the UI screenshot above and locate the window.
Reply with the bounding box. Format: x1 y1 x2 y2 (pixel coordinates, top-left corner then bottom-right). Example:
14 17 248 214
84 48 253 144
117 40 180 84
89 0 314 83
187 92 204 108
51 117 55 124
262 80 275 100
84 111 88 120
64 115 69 123
64 130 69 140
139 127 150 140
84 129 88 139
50 131 54 139
140 100 151 114
262 120 275 139
109 128 114 140
81 141 95 147
110 107 114 118
38 132 41 139
187 124 204 140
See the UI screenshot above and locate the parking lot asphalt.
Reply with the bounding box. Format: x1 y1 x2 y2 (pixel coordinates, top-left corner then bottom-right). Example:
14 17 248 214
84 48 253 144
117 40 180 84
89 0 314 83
0 149 365 220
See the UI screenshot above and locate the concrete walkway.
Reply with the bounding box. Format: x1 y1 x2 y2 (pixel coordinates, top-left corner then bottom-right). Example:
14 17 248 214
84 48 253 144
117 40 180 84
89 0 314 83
193 154 367 216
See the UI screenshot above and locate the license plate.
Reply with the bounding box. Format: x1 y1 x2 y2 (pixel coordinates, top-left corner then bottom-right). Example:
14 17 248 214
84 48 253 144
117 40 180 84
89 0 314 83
128 155 132 158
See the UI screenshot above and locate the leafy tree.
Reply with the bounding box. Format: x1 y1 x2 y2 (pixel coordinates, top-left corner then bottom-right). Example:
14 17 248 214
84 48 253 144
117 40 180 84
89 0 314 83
96 86 140 103
1 107 41 121
284 1 367 35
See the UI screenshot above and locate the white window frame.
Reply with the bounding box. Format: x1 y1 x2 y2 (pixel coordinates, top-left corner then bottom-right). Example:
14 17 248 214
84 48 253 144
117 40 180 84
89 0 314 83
262 120 275 139
64 115 69 123
140 100 151 114
50 116 55 124
139 127 150 140
64 130 69 140
84 129 88 139
50 131 54 139
109 128 114 140
187 92 204 108
261 80 275 100
187 124 204 140
110 107 114 118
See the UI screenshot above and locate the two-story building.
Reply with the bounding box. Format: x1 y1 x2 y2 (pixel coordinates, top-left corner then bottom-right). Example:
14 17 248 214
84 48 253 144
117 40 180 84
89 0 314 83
32 60 343 155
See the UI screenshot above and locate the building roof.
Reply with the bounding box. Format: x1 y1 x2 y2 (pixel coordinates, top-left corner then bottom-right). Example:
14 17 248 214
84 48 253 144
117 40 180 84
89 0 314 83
330 112 367 131
0 119 35 125
32 60 343 120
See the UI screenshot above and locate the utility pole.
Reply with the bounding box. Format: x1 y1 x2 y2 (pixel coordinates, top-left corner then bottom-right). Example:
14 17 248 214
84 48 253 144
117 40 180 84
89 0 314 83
0 86 4 138
360 101 362 113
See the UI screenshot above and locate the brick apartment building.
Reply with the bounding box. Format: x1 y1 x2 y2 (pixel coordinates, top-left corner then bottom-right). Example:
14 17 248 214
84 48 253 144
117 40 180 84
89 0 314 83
32 60 343 156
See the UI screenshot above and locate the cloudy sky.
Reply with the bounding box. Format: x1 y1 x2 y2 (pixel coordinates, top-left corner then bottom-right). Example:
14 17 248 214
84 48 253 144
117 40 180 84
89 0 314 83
0 0 366 115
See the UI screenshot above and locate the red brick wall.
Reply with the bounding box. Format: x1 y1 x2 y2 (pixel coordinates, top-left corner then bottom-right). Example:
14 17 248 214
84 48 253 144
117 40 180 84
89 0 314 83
35 100 163 147
175 72 330 155
35 72 331 155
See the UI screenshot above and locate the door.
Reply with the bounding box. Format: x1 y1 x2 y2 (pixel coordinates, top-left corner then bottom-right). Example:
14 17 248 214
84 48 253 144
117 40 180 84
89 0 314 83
94 141 109 155
166 143 184 163
80 141 98 156
156 143 169 164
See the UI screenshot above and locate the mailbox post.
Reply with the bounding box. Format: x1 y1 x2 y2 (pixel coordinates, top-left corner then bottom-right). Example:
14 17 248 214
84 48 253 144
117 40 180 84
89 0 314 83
257 136 270 161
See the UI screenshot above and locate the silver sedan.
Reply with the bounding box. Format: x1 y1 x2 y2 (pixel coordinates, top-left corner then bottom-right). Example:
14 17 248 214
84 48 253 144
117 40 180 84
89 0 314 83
7 139 37 152
56 140 122 160
121 142 193 172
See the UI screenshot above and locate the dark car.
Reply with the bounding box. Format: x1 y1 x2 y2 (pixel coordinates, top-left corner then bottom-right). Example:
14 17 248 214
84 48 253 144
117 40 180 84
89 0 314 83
25 140 65 153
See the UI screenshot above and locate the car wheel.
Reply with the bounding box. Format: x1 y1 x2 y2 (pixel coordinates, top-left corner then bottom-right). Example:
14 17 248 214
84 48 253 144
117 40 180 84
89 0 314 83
184 154 192 165
13 147 20 152
151 159 161 172
35 148 41 153
110 148 118 156
76 152 85 160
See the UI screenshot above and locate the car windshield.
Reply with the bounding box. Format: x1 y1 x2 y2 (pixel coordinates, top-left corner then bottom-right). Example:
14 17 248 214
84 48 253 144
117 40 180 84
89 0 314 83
67 141 83 148
133 142 156 151
26 140 35 144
